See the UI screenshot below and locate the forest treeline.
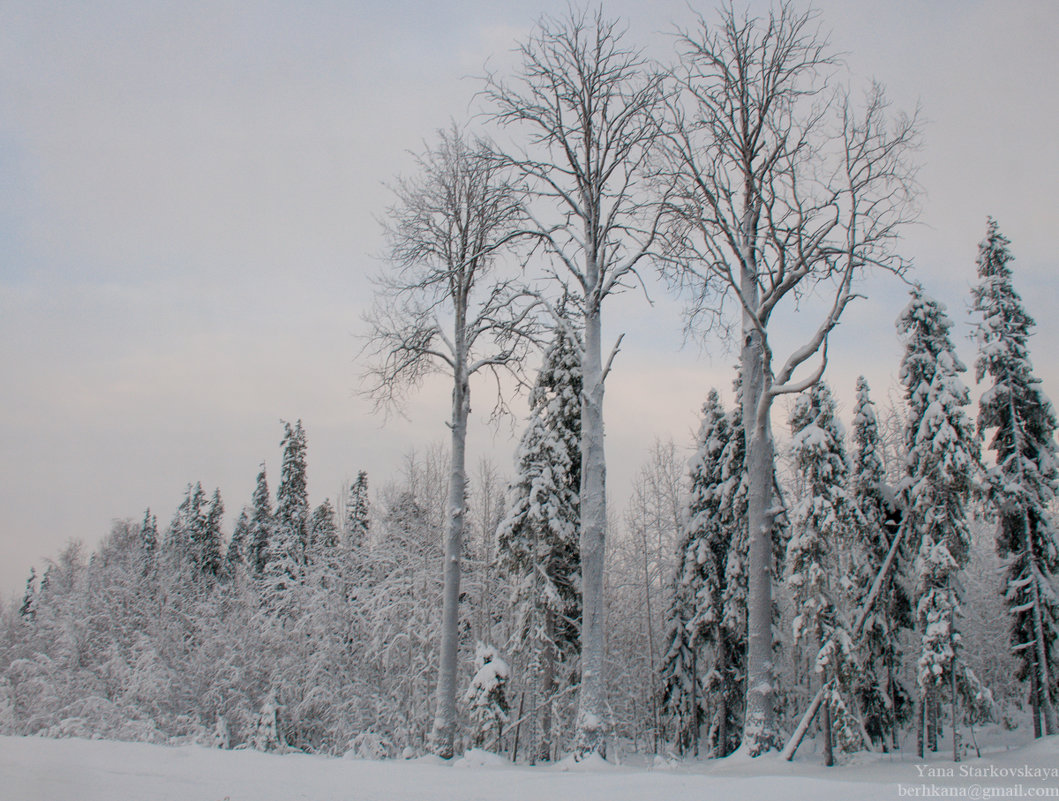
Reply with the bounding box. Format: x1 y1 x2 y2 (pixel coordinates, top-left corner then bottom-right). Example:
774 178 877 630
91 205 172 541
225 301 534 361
1 220 1054 762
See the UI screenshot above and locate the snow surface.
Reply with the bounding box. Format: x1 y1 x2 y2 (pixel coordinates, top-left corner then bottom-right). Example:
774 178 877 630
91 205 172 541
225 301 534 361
3 734 1058 801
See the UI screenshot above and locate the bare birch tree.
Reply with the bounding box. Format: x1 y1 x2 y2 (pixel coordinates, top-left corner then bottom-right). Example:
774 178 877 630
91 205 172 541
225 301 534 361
363 126 535 758
661 2 919 755
482 8 668 757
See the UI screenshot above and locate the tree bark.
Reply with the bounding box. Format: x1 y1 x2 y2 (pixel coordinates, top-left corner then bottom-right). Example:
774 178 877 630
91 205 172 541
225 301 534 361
743 344 777 755
575 302 608 758
430 371 470 758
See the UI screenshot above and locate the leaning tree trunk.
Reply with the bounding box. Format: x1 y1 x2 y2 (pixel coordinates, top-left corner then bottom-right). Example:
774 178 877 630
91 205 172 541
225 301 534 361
430 368 470 758
575 299 608 758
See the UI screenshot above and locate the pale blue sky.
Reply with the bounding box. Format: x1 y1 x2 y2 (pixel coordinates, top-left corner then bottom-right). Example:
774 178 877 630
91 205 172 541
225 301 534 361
1 1 1057 595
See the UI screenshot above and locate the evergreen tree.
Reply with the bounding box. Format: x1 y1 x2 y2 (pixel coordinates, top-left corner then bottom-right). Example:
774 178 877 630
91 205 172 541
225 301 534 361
660 389 732 756
248 465 274 575
140 508 158 563
309 500 340 554
785 381 862 761
19 567 37 621
199 489 225 577
898 286 985 757
273 420 309 568
848 376 911 750
346 471 370 548
971 218 1059 736
496 324 582 762
226 508 250 575
168 482 207 566
464 643 510 752
717 394 749 750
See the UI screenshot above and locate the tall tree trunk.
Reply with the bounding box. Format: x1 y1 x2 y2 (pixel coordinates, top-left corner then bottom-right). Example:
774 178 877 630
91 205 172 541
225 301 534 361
743 367 777 755
430 372 470 758
575 302 608 758
740 194 777 753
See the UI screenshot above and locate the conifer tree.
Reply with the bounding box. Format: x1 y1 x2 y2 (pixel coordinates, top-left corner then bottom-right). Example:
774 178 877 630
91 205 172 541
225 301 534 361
274 420 309 567
496 324 582 762
169 482 207 566
19 567 37 621
199 489 225 577
226 508 251 575
972 218 1059 736
898 286 987 758
464 643 511 752
848 376 911 750
661 389 728 756
140 508 158 563
248 465 274 575
309 500 340 554
785 381 862 763
346 471 370 548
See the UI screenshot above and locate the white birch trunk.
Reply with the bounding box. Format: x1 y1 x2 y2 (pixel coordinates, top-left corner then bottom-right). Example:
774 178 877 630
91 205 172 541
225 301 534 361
430 367 470 758
740 201 779 755
575 300 608 757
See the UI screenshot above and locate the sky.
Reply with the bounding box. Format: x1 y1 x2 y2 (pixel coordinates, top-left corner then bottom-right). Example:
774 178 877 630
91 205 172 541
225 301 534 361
1 1 1057 597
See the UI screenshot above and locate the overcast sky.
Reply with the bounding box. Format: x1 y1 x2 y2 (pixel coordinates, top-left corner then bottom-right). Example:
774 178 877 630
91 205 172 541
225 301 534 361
1 1 1057 597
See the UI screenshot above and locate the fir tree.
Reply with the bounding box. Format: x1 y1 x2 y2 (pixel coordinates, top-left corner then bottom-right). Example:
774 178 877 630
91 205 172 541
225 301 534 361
972 218 1059 736
168 482 207 566
848 376 911 750
346 471 370 548
717 395 749 749
140 508 158 563
496 324 582 762
226 508 251 576
785 381 862 762
19 567 37 621
273 420 309 568
898 286 985 758
199 489 225 577
660 389 733 756
309 500 340 554
248 465 274 575
464 643 510 752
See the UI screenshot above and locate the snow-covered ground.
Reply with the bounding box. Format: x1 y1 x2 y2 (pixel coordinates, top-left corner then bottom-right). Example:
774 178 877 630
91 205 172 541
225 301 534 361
3 735 1058 801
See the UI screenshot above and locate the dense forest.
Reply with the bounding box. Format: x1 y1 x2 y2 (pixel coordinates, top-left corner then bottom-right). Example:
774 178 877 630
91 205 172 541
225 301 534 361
2 2 1056 767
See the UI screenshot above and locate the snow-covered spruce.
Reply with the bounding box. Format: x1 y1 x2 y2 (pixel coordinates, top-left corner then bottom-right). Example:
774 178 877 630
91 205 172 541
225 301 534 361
785 381 863 762
848 376 912 750
345 471 370 549
660 389 744 757
496 324 582 763
898 286 991 758
971 218 1059 736
464 643 511 751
